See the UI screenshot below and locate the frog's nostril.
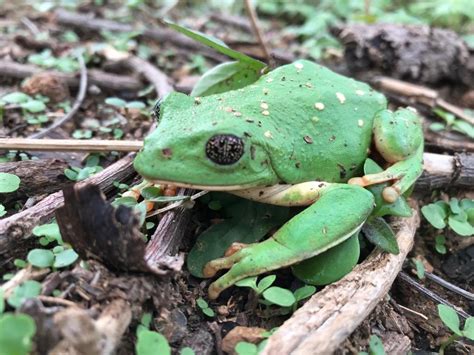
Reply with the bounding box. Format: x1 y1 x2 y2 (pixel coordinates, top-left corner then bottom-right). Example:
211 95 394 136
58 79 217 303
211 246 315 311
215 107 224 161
161 148 172 158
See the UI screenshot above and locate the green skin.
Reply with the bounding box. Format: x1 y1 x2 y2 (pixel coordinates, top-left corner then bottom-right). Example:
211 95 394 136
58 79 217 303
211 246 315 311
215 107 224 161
134 60 424 299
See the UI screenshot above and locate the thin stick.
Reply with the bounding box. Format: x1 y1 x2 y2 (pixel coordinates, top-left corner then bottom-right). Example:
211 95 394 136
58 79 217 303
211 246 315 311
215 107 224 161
0 138 143 152
424 271 474 301
29 53 88 139
244 0 272 65
398 271 471 319
375 76 474 125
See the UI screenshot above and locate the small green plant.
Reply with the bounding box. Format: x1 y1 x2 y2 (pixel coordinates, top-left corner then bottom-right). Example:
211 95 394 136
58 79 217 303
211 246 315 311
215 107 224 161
421 198 474 237
28 49 79 72
429 109 474 139
105 97 146 110
234 327 277 355
435 235 447 254
196 297 215 317
359 334 386 355
235 275 316 311
0 313 36 355
64 155 104 182
135 329 171 355
7 280 42 309
101 30 142 52
29 222 78 269
32 222 63 246
0 92 46 113
0 172 21 217
135 312 171 355
412 259 425 279
437 304 474 354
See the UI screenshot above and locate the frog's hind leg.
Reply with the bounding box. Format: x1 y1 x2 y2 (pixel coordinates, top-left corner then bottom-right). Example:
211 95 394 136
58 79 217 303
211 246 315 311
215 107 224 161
349 108 424 202
203 184 374 299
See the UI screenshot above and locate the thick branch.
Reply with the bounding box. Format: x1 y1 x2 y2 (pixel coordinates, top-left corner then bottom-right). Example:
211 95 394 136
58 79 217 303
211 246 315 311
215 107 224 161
263 204 420 354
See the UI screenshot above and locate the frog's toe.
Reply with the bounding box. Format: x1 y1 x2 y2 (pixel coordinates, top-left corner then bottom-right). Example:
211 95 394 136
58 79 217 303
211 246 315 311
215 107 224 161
382 185 401 203
224 242 249 257
203 243 250 277
207 252 255 299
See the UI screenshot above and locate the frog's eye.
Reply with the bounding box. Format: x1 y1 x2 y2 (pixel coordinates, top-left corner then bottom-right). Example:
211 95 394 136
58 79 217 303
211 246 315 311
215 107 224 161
206 134 244 165
152 99 161 120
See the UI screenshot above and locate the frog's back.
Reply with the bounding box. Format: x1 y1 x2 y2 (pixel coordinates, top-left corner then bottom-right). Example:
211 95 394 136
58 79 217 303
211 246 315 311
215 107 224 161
187 60 387 184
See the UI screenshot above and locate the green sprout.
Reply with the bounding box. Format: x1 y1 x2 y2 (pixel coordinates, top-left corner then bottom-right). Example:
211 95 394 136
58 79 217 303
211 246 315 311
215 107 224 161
196 297 215 317
437 304 474 355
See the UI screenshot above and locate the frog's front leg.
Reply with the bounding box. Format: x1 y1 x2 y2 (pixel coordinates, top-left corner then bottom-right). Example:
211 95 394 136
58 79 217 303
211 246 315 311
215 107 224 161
203 184 374 299
349 108 424 202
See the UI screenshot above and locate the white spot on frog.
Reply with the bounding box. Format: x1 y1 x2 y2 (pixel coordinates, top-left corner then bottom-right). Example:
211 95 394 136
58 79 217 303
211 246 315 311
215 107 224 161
224 107 233 112
355 90 365 96
266 78 274 83
264 130 273 138
407 106 417 113
194 97 201 104
294 62 304 71
260 102 269 110
314 102 325 111
312 116 320 123
358 119 364 127
234 112 242 117
305 82 313 88
336 92 346 104
262 110 270 116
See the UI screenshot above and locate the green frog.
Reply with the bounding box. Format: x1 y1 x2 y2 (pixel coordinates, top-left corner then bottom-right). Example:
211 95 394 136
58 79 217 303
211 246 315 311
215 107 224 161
134 60 423 299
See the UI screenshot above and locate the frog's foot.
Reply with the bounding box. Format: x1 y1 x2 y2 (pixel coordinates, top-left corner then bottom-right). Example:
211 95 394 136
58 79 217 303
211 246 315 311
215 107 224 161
352 107 424 202
349 145 423 203
203 185 374 299
348 173 402 203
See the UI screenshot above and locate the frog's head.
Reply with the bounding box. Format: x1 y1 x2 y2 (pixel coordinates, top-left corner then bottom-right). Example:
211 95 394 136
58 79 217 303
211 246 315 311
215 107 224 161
134 92 279 190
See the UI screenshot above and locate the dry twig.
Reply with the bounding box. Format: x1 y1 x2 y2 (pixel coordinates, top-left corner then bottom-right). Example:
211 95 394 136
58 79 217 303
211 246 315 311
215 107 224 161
29 53 88 139
374 76 474 125
244 0 272 65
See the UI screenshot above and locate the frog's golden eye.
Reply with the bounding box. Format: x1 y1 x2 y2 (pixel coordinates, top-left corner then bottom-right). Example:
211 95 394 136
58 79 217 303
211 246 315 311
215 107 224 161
206 134 244 165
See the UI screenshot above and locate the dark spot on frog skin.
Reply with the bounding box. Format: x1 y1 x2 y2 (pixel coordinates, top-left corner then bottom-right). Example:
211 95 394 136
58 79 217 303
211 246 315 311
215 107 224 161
250 145 256 160
244 132 252 138
162 148 172 158
330 135 336 141
258 121 263 127
337 164 347 179
281 76 286 81
246 119 254 123
303 135 313 144
259 190 264 197
295 162 301 168
350 163 357 171
261 159 269 166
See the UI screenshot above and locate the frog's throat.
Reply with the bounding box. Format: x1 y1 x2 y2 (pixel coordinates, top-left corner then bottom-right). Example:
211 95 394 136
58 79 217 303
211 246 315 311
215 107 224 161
146 179 264 191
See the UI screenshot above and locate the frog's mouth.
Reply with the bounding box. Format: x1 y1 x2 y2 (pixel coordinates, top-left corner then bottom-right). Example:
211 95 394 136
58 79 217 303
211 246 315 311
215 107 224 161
145 178 267 192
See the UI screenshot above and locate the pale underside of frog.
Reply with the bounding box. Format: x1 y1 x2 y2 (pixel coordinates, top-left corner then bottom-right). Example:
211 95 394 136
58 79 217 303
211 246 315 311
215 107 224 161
134 60 424 299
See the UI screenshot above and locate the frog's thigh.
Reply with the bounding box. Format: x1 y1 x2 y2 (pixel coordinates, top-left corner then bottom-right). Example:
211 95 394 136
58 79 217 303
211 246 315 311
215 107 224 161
204 185 374 299
349 108 424 202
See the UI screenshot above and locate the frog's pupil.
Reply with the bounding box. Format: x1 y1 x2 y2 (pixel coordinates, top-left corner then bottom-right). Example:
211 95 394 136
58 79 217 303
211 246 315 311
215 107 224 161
206 135 244 165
